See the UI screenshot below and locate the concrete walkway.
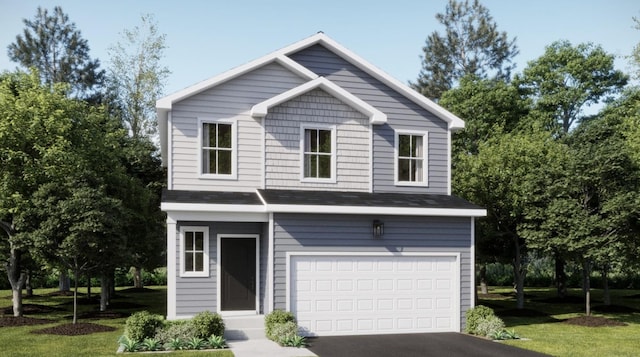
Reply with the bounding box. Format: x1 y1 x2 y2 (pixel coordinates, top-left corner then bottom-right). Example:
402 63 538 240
227 338 317 357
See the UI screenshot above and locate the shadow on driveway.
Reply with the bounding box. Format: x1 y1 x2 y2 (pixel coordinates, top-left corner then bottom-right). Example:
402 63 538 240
306 332 550 357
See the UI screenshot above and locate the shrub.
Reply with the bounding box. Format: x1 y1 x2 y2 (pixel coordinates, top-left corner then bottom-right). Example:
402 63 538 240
465 305 496 335
191 310 225 339
118 335 141 352
475 315 505 337
207 335 227 349
154 320 195 344
125 311 164 341
270 321 299 345
186 336 207 350
282 334 306 348
265 310 296 341
141 338 162 351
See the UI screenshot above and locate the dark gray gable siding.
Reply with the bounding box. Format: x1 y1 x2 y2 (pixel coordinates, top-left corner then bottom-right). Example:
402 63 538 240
272 213 472 330
289 45 449 194
175 222 267 316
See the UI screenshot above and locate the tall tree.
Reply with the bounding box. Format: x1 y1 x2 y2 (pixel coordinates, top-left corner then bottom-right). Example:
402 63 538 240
412 0 518 100
517 40 627 134
7 6 104 100
107 14 170 139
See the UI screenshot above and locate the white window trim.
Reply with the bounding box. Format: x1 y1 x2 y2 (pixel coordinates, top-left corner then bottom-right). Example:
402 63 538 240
197 118 238 180
299 123 337 183
394 129 429 187
179 226 210 278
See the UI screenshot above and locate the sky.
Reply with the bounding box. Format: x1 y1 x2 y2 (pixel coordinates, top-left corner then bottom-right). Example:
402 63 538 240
0 0 638 98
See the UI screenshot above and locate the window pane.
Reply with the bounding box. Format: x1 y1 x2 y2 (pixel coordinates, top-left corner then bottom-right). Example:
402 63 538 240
309 129 318 152
195 232 203 250
414 159 423 181
185 252 194 271
399 135 410 157
399 159 410 181
218 124 232 148
195 252 204 271
185 232 194 250
205 123 217 147
318 130 331 153
218 150 231 174
304 154 317 177
318 155 331 178
412 136 422 158
209 150 217 174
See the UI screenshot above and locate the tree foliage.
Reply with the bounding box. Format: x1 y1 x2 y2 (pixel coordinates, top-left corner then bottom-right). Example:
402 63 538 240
517 40 627 133
107 14 170 139
7 6 105 100
413 0 518 100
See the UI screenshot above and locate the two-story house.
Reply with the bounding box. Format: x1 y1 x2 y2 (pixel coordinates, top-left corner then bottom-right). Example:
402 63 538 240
158 33 486 337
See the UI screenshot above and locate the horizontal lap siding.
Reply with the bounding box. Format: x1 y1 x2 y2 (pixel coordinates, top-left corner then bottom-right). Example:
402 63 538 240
175 222 265 316
289 46 449 194
265 89 370 191
272 214 472 330
171 63 306 191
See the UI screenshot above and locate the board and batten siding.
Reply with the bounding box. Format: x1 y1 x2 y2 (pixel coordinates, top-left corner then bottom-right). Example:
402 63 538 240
264 89 370 191
289 45 450 194
170 62 307 192
272 213 473 330
174 222 267 316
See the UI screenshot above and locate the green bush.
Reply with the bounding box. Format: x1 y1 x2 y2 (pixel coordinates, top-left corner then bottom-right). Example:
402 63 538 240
476 315 505 337
154 320 195 344
270 321 299 345
265 310 296 341
191 311 225 339
465 305 496 335
125 311 164 341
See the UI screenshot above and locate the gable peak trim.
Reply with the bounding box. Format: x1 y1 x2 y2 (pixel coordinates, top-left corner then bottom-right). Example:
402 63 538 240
251 77 387 125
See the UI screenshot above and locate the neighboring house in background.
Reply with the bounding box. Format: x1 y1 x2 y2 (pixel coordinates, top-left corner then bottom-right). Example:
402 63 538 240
157 32 486 337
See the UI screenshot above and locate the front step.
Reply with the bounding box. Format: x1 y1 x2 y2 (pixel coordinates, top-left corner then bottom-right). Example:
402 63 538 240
223 315 265 341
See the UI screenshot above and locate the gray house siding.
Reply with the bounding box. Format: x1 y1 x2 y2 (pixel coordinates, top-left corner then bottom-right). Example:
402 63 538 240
174 222 267 316
264 88 370 191
170 62 307 192
272 213 472 329
289 45 449 194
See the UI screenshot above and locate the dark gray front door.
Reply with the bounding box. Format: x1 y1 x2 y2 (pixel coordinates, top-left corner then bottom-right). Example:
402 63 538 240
221 238 256 311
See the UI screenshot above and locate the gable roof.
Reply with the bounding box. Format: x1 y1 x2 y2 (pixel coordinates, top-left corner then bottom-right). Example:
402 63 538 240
251 77 387 125
156 33 465 163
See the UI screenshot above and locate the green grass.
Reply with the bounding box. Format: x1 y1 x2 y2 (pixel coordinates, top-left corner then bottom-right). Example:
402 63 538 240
480 287 640 357
0 287 233 357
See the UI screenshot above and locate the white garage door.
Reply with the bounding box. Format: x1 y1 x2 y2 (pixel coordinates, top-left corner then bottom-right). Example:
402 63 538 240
290 254 459 336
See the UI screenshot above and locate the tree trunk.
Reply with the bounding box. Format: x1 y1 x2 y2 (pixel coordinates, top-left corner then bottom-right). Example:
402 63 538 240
479 264 488 295
6 248 27 317
59 271 70 292
133 266 143 288
73 267 79 325
603 264 611 306
583 260 592 316
24 270 33 297
87 274 92 299
513 238 526 309
555 253 567 298
100 275 109 312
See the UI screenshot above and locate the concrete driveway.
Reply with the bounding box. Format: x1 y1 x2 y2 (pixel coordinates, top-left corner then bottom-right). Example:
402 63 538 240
306 332 550 357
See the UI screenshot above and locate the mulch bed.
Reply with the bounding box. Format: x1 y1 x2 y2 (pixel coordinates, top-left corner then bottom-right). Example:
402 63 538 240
31 322 116 336
0 316 55 327
563 315 627 327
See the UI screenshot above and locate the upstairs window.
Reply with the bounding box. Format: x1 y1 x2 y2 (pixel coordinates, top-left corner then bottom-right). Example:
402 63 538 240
199 119 236 179
301 124 336 181
396 131 428 186
181 226 209 277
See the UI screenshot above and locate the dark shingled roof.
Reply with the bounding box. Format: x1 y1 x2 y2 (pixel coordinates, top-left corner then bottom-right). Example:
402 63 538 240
258 189 481 209
162 189 263 205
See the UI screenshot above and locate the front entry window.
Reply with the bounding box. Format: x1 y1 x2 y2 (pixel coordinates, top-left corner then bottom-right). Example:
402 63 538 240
180 226 209 277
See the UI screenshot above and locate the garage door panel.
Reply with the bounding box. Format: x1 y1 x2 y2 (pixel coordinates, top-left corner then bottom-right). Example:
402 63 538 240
291 254 458 336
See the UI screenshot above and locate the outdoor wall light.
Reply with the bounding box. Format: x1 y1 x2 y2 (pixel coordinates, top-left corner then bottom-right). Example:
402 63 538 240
373 220 384 239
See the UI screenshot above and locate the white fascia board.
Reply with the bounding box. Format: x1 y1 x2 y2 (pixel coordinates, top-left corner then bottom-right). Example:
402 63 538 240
266 204 487 217
296 34 465 131
160 202 266 213
251 77 387 125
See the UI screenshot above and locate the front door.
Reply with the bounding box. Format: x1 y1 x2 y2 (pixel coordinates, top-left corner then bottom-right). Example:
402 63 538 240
220 237 256 311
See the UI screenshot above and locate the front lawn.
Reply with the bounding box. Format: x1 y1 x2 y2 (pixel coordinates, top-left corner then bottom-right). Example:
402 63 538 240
0 287 233 357
480 287 640 357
